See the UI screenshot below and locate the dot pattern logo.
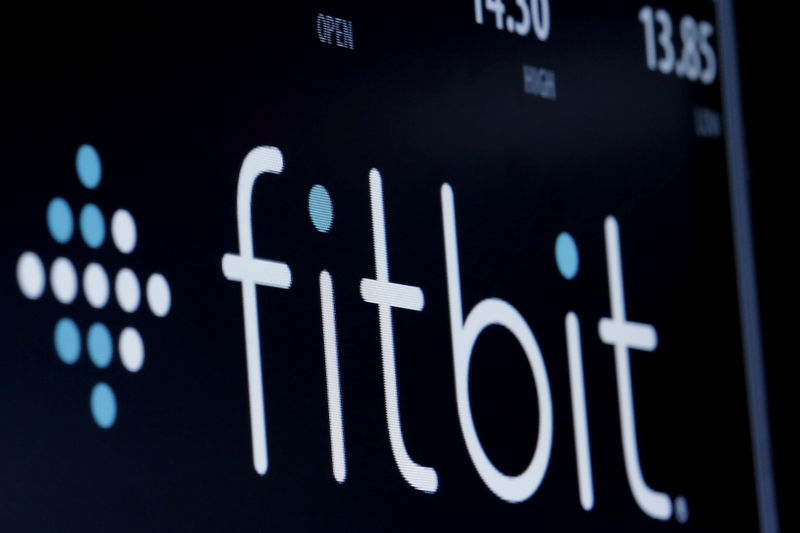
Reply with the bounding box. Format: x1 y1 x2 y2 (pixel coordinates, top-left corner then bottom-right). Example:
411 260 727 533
16 144 171 429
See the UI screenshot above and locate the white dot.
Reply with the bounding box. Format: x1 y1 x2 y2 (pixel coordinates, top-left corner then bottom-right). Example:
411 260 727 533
50 257 78 304
674 496 689 524
82 262 110 308
146 273 171 317
115 268 140 313
119 327 144 372
111 209 137 254
17 252 46 299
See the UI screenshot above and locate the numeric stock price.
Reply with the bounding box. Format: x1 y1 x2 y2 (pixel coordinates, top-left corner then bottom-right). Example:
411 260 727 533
638 6 717 84
474 0 551 40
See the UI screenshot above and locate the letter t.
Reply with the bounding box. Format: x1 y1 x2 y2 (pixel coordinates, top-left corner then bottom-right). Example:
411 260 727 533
598 215 672 521
360 169 438 493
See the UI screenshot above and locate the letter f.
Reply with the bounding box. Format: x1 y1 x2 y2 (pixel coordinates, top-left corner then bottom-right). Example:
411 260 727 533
222 146 292 476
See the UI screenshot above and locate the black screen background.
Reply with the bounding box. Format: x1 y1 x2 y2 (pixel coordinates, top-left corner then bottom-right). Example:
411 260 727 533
1 1 768 531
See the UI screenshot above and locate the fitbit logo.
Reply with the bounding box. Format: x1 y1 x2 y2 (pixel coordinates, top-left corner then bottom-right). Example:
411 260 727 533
15 144 172 429
222 146 688 523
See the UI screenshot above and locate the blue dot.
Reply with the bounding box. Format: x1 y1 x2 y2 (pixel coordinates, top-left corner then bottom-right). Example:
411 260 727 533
87 323 113 368
308 184 333 233
555 232 579 280
90 382 117 429
76 144 101 189
47 198 74 244
54 318 81 364
80 204 105 248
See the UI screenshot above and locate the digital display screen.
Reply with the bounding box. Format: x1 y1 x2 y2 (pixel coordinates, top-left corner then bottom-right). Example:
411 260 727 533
2 1 778 531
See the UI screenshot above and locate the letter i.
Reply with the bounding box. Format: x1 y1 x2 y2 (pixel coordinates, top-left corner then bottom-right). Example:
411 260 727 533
309 184 346 483
555 232 594 511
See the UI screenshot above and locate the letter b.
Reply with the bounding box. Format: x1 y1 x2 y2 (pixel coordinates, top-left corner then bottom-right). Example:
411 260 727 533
440 183 553 503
